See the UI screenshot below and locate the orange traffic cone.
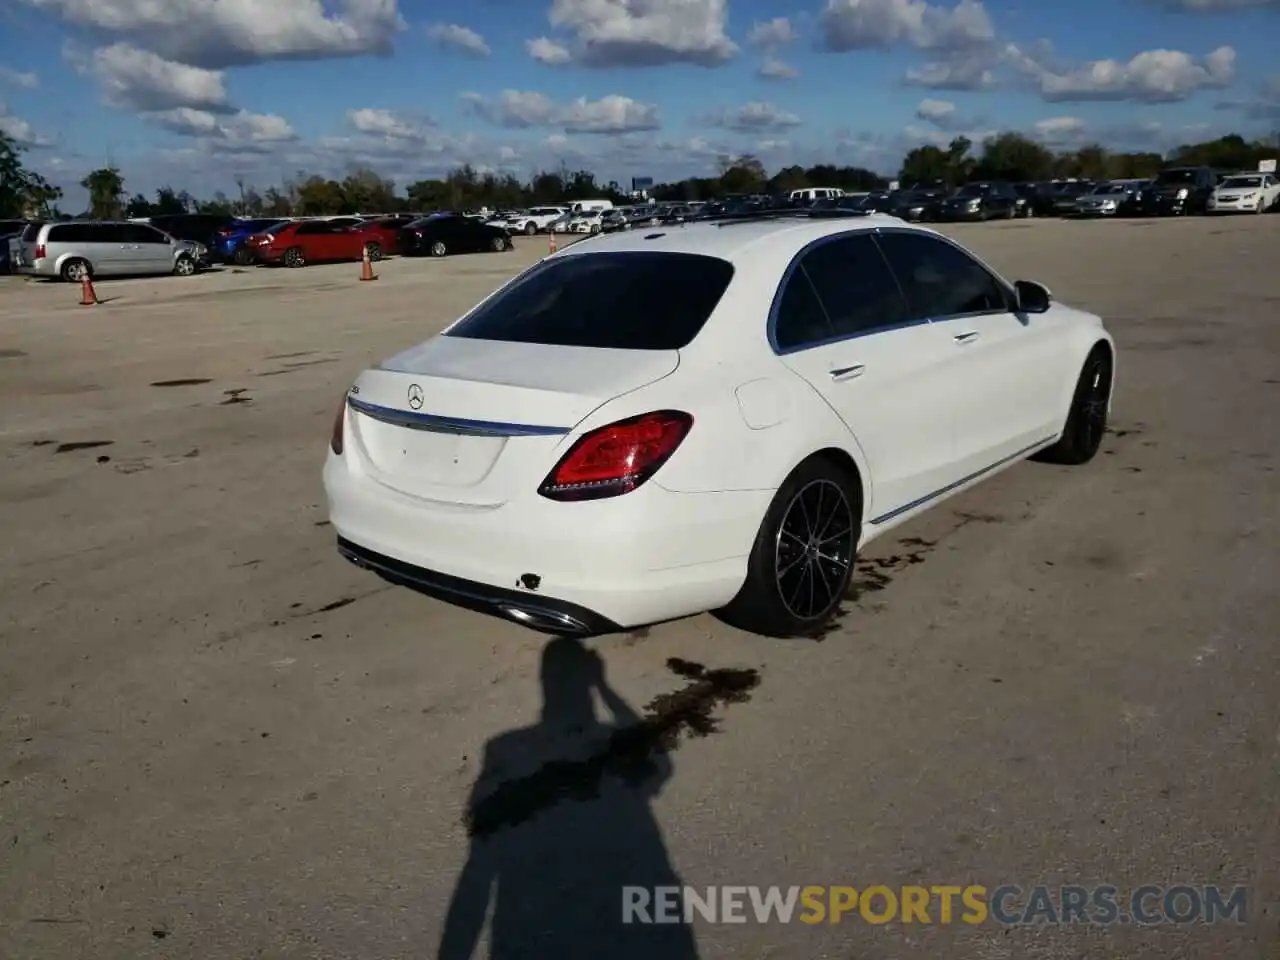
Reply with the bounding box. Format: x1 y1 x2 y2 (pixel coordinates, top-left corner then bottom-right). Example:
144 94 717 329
79 273 99 306
359 245 377 282
548 232 557 254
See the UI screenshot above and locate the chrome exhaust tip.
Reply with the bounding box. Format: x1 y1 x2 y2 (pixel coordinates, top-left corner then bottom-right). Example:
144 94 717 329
497 604 590 635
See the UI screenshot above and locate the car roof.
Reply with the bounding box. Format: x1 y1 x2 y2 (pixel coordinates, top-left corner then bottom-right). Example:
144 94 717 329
554 213 909 264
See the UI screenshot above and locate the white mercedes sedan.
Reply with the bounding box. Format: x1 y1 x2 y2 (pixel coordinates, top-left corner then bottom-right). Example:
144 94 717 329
324 211 1115 639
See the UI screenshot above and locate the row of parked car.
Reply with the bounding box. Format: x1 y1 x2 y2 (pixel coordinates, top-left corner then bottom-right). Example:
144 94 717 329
805 165 1280 222
1 211 524 281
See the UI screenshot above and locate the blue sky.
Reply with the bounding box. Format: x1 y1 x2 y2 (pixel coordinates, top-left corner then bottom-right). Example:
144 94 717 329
1 0 1277 209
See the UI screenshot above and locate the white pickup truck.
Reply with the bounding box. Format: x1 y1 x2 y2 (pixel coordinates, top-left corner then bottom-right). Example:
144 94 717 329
495 207 568 235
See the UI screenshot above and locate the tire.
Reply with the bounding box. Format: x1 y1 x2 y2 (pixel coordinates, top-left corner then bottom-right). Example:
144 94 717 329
590 224 601 234
1035 347 1113 466
717 456 860 638
173 255 196 277
490 235 506 252
365 242 383 261
61 258 90 283
283 247 305 268
430 241 447 257
232 247 253 266
523 222 536 236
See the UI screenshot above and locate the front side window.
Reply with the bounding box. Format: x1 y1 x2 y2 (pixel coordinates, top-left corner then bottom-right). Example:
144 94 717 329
875 231 1010 321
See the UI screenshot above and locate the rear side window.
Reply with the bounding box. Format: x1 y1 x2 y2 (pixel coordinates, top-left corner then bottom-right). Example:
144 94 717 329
48 223 100 243
774 269 832 350
446 252 735 350
799 235 908 339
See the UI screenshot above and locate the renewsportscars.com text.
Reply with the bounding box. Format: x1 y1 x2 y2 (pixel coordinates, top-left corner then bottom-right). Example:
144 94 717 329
622 884 1249 926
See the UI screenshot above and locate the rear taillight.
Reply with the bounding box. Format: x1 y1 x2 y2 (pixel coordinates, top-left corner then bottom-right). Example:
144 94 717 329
35 243 46 259
538 411 692 502
330 396 347 455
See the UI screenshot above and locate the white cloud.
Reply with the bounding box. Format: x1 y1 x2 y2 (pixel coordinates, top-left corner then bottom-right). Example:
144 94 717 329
427 23 490 58
903 53 996 90
22 0 406 69
527 0 738 67
820 0 995 52
706 101 802 133
748 16 799 80
527 37 573 65
70 42 233 113
347 107 433 139
758 54 799 79
0 102 52 146
1214 74 1280 121
747 17 798 46
1006 42 1236 103
0 67 39 89
142 107 297 152
914 97 957 125
1031 115 1087 146
462 90 661 134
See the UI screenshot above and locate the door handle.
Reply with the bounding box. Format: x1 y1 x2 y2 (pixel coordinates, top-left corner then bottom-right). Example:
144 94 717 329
829 364 865 381
953 331 981 344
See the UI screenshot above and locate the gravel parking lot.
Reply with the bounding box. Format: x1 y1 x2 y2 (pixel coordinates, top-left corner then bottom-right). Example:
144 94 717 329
2 218 1277 959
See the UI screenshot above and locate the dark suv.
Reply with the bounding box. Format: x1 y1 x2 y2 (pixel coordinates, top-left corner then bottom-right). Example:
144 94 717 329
1133 167 1217 216
146 213 238 257
938 182 1019 221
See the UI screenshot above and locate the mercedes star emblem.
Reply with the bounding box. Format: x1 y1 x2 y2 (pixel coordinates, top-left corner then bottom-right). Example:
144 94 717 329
407 384 424 410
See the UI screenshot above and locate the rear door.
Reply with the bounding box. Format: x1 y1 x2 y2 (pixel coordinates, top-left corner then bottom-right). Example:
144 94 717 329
82 223 132 275
772 232 959 523
876 229 1065 475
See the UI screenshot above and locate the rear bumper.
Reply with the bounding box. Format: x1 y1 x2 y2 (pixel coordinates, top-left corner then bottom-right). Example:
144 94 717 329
337 537 623 635
323 452 766 633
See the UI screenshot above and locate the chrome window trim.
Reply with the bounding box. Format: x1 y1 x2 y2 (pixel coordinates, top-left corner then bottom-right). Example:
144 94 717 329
767 225 1023 356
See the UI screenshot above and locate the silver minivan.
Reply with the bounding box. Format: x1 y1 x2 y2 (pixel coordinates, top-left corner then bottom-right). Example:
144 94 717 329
16 220 202 282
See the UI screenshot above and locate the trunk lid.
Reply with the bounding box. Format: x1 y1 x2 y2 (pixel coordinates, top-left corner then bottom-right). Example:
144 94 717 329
348 336 679 505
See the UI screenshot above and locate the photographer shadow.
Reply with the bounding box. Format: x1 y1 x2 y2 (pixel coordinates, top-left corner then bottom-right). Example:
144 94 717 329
438 635 699 959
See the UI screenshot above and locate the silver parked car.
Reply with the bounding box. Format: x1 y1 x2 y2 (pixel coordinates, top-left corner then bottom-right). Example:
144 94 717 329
15 220 202 282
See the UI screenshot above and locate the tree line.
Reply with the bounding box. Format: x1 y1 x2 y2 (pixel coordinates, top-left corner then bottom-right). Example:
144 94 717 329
2 129 1276 221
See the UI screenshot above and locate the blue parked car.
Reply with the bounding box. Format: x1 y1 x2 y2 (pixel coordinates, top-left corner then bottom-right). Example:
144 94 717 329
214 217 290 265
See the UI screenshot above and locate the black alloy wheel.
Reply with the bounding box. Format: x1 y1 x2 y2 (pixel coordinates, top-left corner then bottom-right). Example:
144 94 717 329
718 457 860 638
1035 348 1113 465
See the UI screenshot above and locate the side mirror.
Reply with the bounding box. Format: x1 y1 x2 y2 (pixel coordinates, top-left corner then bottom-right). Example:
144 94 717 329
1014 279 1051 314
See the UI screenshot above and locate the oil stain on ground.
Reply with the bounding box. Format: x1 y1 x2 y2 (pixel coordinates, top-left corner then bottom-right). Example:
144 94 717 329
151 378 211 387
466 657 761 838
53 441 113 454
257 357 339 377
220 388 252 405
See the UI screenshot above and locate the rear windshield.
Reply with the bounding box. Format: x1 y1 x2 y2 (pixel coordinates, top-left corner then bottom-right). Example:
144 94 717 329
22 222 44 241
446 252 735 350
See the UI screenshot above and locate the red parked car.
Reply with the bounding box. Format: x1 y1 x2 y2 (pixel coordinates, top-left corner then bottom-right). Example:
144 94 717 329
243 219 383 268
354 214 420 256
